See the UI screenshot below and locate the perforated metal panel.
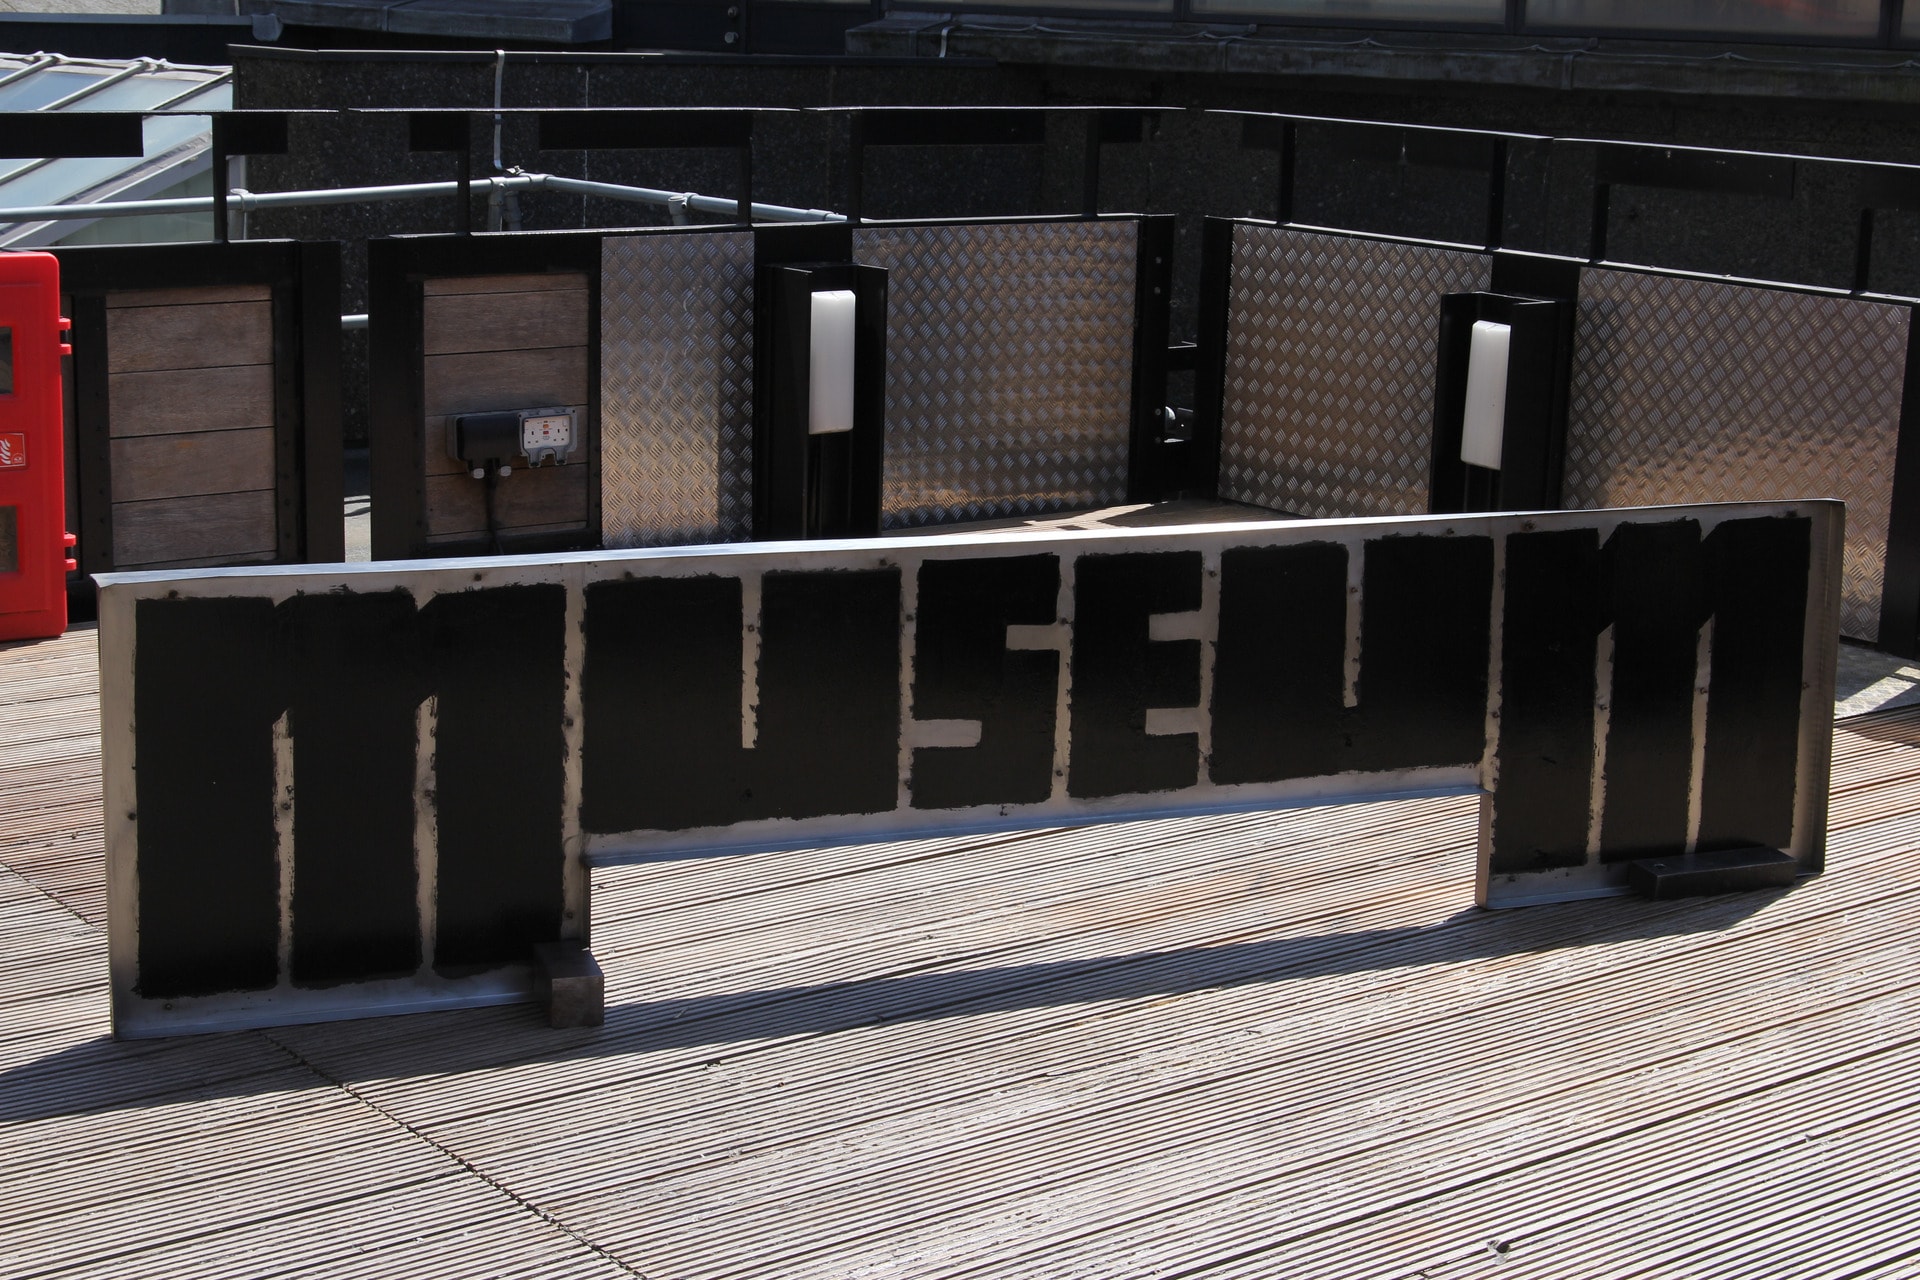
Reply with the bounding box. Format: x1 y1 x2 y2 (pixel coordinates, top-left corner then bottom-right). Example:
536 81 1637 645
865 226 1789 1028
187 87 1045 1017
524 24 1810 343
600 231 755 548
852 221 1138 530
1219 225 1491 519
1565 269 1908 640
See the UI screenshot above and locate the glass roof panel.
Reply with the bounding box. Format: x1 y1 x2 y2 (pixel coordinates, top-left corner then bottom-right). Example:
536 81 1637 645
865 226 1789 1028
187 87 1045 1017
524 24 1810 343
0 56 228 219
0 66 110 112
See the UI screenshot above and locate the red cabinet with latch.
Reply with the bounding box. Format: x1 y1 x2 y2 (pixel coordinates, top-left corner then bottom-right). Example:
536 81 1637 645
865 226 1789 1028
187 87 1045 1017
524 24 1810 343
0 252 76 642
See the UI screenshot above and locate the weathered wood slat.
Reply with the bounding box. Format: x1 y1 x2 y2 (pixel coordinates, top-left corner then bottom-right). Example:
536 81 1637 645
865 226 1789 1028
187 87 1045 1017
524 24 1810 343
107 364 274 438
105 284 271 310
111 488 276 566
105 301 273 375
424 282 588 356
424 465 588 538
424 272 587 297
422 345 588 420
108 427 276 504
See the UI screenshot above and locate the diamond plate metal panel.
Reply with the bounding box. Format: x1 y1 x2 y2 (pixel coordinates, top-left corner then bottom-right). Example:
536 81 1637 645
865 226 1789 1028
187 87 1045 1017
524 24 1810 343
600 231 755 548
853 221 1138 530
1219 226 1491 519
1565 269 1908 640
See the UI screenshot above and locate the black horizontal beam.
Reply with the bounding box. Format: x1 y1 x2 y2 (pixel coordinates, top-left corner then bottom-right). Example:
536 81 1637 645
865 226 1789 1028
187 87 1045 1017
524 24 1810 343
0 112 143 159
1315 121 1500 172
214 112 290 157
536 110 754 152
1860 164 1920 213
1591 143 1797 200
854 109 1048 149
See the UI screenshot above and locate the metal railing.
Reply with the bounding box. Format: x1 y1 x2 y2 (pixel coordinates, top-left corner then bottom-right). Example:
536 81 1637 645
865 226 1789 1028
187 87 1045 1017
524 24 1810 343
0 171 844 230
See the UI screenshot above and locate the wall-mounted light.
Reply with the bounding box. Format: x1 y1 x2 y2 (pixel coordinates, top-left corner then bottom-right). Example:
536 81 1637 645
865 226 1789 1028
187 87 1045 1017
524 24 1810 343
1459 319 1510 472
809 289 857 436
1429 290 1573 515
753 258 888 540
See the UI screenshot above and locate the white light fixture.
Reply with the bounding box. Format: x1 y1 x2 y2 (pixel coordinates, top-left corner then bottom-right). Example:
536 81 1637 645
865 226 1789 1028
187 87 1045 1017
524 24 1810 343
1460 319 1510 471
809 289 857 435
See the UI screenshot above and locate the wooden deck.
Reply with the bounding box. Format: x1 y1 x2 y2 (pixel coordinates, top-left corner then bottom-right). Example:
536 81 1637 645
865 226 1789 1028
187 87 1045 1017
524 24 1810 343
5 621 1920 1279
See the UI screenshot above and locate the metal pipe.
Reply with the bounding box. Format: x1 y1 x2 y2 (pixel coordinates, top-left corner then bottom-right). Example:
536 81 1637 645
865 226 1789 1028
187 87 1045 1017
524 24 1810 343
0 171 844 225
0 64 235 197
0 194 210 220
535 173 843 223
341 313 368 330
39 57 154 112
0 54 65 92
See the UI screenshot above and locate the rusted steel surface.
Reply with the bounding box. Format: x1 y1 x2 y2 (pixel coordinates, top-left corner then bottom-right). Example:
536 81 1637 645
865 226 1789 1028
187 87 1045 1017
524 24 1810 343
3 622 1918 1277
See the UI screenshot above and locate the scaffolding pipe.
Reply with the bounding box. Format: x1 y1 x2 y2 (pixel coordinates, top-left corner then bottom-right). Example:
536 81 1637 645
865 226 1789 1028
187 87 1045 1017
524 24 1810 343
0 171 844 225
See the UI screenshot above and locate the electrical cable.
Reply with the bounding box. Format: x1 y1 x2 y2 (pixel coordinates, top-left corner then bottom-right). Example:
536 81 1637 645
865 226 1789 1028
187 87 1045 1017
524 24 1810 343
483 464 503 555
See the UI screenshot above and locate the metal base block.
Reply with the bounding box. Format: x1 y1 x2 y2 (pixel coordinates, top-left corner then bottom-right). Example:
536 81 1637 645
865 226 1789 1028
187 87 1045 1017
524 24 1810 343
532 941 604 1028
1625 847 1800 900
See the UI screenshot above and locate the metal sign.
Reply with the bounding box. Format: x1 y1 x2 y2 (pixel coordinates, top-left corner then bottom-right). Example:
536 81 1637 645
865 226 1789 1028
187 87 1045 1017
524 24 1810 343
98 500 1841 1038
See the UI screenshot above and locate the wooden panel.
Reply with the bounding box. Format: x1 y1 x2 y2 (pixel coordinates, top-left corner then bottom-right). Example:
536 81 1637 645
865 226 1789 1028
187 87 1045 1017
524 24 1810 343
424 273 586 297
424 286 588 357
108 365 274 438
107 301 273 375
111 489 275 566
109 428 276 504
423 346 588 418
423 404 589 478
424 464 589 538
110 549 279 572
106 284 272 309
424 520 593 548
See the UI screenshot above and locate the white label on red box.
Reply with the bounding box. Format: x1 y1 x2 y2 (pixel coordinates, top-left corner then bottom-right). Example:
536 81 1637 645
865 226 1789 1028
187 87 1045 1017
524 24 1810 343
0 434 25 469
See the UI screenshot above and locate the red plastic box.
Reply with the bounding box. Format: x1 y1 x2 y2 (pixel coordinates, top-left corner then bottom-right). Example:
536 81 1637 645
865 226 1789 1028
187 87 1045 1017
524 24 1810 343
0 252 76 642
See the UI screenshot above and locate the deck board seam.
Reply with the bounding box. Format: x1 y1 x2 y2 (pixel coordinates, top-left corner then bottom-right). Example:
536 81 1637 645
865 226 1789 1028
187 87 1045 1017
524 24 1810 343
254 1028 650 1279
0 857 99 933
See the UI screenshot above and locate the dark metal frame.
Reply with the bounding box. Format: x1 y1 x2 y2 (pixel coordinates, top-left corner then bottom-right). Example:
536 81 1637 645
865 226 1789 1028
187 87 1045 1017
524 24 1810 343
50 239 345 591
1127 214 1178 502
752 258 889 539
834 107 1159 224
1189 215 1235 502
1228 111 1540 252
366 228 607 562
1428 291 1573 514
211 112 293 244
1877 314 1920 655
872 0 1917 49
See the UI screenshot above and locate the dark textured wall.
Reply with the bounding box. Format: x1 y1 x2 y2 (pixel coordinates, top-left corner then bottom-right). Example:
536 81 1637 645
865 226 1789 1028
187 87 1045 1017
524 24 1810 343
235 47 1920 440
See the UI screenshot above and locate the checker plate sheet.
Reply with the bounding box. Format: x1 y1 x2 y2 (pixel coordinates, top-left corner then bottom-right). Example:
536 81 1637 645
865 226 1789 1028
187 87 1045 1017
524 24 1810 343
600 231 755 548
1220 225 1491 519
853 221 1138 530
1565 268 1908 640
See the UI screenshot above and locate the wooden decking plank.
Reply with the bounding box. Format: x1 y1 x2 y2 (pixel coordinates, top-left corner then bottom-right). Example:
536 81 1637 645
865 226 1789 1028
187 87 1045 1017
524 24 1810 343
378 901 1920 1280
0 1115 453 1276
42 1175 627 1280
1010 1020 1920 1279
4 623 1920 1276
361 802 1907 1134
439 852 1920 1274
332 868 1893 1202
271 801 1481 1089
646 978 1920 1280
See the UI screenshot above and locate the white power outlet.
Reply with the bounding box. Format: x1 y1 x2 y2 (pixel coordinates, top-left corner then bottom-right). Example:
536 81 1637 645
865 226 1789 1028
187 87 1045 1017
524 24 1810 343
520 409 576 467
